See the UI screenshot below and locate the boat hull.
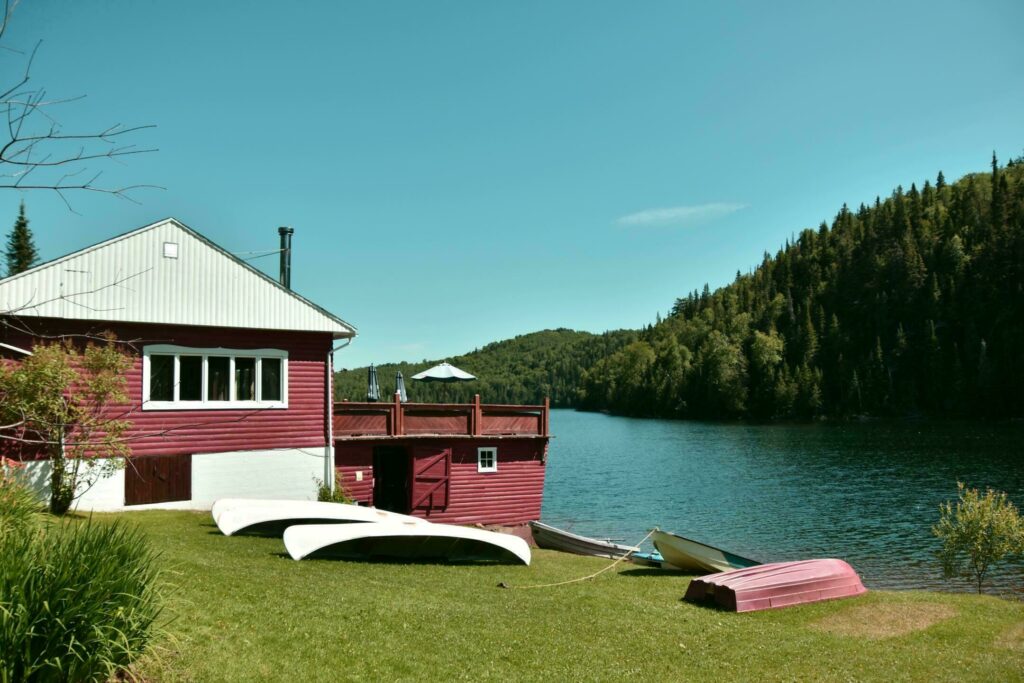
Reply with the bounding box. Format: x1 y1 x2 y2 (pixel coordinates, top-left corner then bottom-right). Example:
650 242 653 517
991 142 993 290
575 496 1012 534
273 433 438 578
530 521 637 559
284 521 531 565
652 530 760 574
214 500 423 536
684 558 867 612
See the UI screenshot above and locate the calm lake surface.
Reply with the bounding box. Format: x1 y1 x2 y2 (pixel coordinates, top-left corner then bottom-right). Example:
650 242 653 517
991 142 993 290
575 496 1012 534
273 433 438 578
541 409 1024 593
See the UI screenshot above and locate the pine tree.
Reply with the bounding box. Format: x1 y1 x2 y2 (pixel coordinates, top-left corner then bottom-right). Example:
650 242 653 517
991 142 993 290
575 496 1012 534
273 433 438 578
4 201 40 277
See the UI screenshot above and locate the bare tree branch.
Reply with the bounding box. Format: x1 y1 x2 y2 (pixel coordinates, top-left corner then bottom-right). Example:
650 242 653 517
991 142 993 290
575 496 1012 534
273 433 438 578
0 1 159 208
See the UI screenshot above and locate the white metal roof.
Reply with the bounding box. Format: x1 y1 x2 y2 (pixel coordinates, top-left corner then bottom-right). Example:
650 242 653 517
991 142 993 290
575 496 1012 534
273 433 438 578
0 218 356 338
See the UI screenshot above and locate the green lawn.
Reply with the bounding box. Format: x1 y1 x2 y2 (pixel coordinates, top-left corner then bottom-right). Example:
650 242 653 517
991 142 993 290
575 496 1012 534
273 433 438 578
107 511 1023 682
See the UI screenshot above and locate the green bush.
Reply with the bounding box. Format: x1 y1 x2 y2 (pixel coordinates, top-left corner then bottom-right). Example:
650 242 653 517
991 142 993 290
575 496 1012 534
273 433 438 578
0 478 41 540
0 519 163 682
933 482 1024 593
314 474 353 504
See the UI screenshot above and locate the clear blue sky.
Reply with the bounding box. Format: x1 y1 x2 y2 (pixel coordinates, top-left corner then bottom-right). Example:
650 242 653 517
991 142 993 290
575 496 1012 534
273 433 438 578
4 1 1022 369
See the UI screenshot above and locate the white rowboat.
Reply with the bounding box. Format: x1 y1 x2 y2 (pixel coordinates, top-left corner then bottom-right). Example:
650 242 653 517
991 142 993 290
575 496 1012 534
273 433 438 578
283 521 531 565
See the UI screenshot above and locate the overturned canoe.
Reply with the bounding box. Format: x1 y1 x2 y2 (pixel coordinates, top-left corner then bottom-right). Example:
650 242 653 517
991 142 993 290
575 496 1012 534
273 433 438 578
211 498 308 524
530 521 637 559
215 500 423 536
284 521 531 565
684 558 867 612
652 529 761 574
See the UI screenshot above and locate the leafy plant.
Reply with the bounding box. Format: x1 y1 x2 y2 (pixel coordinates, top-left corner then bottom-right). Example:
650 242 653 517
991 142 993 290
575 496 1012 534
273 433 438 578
933 482 1024 593
0 519 163 682
315 473 352 504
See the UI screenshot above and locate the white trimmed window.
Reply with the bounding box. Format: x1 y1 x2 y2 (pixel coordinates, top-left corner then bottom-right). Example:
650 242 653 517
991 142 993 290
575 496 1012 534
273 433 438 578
477 447 497 473
142 345 288 410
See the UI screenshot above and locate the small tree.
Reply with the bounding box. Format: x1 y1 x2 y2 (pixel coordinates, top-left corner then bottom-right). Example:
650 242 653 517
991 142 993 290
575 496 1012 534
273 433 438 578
0 336 132 514
4 201 39 276
932 482 1024 593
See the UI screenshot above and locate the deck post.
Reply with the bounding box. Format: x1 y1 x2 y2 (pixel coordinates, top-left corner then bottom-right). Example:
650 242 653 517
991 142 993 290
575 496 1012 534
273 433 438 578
392 392 403 436
473 394 482 436
543 397 550 436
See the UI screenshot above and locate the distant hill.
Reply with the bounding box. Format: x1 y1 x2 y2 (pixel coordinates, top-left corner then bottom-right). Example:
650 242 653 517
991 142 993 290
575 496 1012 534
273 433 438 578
334 328 637 406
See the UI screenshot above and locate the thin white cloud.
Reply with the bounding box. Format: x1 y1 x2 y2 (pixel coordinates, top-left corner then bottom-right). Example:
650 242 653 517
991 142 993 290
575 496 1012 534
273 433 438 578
616 202 747 227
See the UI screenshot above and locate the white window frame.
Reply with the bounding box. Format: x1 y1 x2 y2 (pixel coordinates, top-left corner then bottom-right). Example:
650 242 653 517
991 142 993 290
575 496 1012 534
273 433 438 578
477 446 498 473
142 344 288 410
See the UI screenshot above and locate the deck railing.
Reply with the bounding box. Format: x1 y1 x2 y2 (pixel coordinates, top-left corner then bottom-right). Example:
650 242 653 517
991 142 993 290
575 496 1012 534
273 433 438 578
333 394 549 439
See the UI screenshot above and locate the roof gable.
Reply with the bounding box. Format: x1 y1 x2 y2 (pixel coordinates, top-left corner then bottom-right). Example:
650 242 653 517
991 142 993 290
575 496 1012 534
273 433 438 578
0 218 356 338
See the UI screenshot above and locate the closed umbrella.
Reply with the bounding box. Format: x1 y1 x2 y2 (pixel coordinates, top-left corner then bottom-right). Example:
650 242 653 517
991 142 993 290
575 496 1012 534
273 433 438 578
395 371 408 403
366 364 381 402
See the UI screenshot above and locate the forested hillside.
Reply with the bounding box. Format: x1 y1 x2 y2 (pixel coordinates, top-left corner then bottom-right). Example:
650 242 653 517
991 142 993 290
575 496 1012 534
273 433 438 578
334 328 636 405
580 156 1024 419
338 156 1024 420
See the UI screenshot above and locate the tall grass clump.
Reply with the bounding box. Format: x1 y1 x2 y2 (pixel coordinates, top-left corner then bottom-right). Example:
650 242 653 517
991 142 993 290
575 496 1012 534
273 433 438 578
0 477 41 539
0 519 163 682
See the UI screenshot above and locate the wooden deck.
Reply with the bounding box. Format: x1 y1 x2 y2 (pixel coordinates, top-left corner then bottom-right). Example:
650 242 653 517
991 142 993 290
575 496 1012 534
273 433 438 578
334 394 549 439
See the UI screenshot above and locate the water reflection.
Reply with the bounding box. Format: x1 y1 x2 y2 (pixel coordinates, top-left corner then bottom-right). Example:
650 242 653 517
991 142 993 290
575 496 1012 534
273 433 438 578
542 411 1024 593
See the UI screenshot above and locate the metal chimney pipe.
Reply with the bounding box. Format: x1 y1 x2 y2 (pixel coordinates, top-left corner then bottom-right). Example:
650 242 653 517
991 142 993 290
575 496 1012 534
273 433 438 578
278 226 293 289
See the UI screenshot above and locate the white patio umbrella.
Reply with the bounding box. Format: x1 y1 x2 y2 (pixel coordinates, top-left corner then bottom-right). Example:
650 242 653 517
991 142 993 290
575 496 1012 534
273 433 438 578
410 361 477 382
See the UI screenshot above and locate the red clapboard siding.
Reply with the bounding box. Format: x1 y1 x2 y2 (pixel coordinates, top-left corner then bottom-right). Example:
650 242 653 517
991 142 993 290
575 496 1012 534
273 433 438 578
333 438 546 525
334 443 375 503
2 318 333 458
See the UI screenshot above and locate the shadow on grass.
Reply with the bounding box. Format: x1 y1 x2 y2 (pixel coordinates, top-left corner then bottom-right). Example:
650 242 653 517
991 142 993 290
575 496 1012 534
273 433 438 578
276 551 526 567
617 567 694 579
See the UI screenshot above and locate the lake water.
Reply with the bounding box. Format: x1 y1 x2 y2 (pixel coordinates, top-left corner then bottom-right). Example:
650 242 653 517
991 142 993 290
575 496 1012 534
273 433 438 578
541 409 1024 593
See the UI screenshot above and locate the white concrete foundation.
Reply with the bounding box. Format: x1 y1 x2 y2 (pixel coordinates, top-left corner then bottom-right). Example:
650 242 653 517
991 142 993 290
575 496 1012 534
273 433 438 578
10 447 331 512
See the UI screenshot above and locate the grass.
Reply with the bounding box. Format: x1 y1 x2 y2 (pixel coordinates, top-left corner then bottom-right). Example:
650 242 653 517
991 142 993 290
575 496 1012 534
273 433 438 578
98 511 1024 682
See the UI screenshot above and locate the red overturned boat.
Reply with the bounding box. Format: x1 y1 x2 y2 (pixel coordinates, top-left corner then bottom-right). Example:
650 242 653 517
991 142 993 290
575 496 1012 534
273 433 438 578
684 558 867 613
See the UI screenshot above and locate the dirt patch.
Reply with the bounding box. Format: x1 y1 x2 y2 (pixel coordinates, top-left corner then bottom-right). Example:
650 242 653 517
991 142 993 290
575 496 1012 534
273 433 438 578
812 602 959 639
996 621 1024 651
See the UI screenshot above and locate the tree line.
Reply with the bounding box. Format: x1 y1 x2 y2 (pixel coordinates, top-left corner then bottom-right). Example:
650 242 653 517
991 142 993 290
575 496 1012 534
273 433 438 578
334 328 637 406
339 155 1024 421
579 155 1024 419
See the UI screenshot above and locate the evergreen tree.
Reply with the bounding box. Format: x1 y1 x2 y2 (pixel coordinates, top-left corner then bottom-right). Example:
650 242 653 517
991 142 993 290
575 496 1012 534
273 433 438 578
4 201 39 277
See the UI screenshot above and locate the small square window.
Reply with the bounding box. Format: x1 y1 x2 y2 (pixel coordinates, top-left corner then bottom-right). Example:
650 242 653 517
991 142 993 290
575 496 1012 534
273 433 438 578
477 447 497 473
163 242 179 259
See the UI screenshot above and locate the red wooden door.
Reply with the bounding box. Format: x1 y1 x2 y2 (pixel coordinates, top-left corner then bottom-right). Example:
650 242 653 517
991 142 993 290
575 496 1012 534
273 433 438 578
125 454 192 505
410 447 450 515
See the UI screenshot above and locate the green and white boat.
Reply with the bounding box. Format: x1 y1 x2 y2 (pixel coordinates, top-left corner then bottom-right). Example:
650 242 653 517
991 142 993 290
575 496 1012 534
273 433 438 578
651 529 761 574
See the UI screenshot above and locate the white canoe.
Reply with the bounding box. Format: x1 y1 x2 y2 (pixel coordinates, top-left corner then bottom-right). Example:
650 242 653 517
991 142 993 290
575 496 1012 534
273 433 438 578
284 521 532 565
215 500 424 536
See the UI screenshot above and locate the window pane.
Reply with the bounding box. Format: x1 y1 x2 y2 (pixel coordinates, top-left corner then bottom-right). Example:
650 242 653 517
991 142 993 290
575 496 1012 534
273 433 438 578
179 356 202 401
149 355 174 401
208 357 230 401
235 357 256 401
261 358 282 402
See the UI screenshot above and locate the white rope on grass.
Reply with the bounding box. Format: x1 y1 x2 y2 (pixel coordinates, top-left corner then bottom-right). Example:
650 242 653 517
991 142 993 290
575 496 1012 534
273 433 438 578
499 528 658 590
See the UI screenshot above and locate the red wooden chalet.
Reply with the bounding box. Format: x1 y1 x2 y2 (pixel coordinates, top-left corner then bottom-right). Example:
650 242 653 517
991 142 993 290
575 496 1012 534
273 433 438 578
0 219 355 511
333 394 550 526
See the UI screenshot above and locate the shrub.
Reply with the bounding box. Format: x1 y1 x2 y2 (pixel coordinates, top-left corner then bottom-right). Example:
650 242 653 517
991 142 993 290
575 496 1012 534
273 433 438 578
933 482 1024 593
0 476 41 540
0 519 163 682
315 474 353 504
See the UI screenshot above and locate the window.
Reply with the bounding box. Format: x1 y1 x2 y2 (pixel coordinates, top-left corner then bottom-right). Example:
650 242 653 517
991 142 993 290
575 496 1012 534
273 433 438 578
143 345 288 410
477 447 497 473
